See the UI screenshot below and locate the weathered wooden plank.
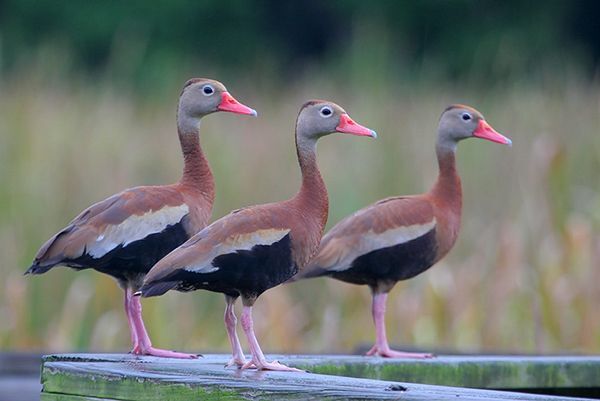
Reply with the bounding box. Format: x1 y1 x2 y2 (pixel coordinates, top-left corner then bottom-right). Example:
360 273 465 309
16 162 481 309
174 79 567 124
44 353 600 390
41 354 596 401
41 394 119 401
279 354 600 390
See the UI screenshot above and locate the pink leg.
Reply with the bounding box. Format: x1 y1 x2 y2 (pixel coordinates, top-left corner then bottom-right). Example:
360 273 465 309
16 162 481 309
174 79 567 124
366 292 434 359
240 305 302 372
129 293 198 359
124 288 139 349
223 296 247 368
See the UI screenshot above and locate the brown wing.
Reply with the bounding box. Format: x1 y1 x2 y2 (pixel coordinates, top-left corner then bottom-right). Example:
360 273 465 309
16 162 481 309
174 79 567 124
27 185 190 273
143 203 293 285
302 195 436 275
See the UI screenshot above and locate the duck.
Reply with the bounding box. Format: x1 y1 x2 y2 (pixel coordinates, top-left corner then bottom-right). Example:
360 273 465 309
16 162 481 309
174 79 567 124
26 78 256 358
296 105 511 358
139 100 376 370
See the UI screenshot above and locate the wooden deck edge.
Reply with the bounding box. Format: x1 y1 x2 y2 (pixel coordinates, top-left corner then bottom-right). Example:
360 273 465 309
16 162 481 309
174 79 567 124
40 354 597 401
279 354 600 389
43 353 600 390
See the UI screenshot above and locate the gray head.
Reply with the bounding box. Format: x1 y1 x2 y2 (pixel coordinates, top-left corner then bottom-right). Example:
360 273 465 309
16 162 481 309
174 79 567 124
295 100 377 144
437 104 511 151
177 78 256 134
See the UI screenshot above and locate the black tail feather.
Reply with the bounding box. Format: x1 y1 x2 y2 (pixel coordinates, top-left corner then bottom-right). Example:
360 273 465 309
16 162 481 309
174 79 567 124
24 263 54 275
140 281 178 298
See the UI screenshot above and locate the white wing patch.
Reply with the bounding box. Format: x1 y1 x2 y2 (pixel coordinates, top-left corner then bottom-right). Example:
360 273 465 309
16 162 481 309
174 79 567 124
88 204 189 258
185 228 291 274
328 219 436 272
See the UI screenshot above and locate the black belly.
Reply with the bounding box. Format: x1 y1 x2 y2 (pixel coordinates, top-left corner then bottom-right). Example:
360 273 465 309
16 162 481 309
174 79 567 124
64 222 189 282
170 234 295 300
330 229 438 288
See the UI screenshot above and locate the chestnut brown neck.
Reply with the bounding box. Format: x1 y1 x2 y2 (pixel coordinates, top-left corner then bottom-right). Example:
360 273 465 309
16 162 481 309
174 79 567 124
430 144 462 211
293 137 329 233
177 126 215 204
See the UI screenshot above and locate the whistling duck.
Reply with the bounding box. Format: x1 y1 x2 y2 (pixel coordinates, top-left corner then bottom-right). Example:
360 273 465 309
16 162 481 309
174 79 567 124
140 100 376 371
26 78 256 358
298 105 511 358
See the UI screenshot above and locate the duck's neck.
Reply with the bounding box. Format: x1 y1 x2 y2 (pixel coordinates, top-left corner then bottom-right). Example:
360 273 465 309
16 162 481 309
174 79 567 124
430 142 462 211
177 118 215 203
294 135 329 231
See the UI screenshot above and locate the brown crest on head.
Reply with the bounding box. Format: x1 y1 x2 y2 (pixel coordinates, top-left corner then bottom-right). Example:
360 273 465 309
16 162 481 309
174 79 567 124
440 104 482 120
181 78 223 95
300 99 330 110
183 78 204 87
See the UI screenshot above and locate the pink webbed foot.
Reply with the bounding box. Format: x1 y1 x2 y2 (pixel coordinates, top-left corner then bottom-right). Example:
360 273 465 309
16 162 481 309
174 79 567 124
225 356 248 368
125 290 198 359
366 345 434 359
131 345 200 359
367 292 435 359
238 304 303 372
241 358 303 372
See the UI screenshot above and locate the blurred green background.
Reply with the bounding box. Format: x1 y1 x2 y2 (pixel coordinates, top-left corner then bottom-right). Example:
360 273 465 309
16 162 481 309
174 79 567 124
0 0 599 355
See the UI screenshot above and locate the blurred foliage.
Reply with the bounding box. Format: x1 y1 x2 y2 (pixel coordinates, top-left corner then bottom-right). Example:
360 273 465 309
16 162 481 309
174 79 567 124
0 2 599 355
1 0 600 92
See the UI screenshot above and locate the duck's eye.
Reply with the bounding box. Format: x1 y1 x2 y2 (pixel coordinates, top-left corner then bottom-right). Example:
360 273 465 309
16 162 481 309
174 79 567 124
320 106 333 117
202 85 214 96
461 113 472 121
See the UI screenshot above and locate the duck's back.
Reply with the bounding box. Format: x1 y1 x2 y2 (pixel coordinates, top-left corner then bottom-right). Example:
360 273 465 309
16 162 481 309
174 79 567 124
27 184 211 284
142 202 307 299
301 196 443 289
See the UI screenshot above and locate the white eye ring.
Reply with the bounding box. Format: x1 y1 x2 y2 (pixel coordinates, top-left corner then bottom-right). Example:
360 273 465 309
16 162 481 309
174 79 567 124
461 112 472 121
320 106 333 118
202 85 215 96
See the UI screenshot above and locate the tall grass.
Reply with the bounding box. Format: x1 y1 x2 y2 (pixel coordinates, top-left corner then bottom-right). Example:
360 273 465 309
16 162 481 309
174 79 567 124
0 60 598 355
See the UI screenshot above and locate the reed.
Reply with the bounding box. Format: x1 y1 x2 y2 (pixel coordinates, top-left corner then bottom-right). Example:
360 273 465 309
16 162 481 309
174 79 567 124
0 63 598 355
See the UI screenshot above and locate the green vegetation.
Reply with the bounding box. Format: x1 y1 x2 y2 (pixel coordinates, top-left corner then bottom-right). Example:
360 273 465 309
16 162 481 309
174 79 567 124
0 2 598 356
43 368 242 400
295 357 600 389
2 1 600 92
